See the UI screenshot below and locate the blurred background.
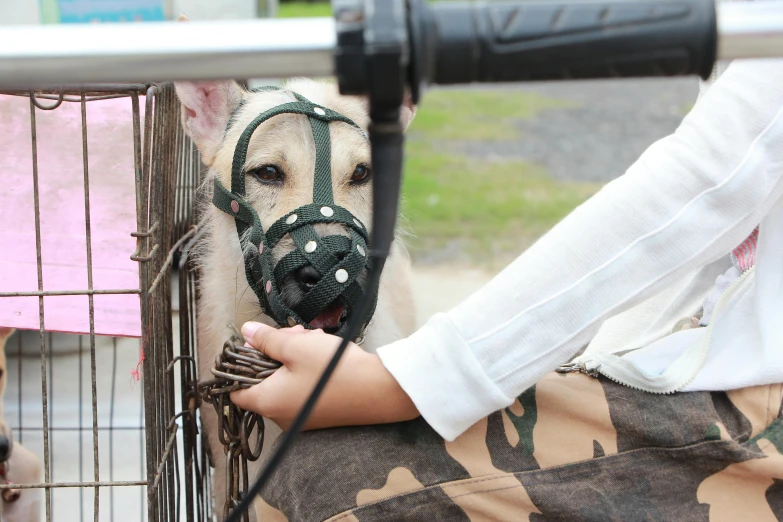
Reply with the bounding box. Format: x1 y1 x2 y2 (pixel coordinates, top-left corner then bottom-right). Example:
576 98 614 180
0 0 701 313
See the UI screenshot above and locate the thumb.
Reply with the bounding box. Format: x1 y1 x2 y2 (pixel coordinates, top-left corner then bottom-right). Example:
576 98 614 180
241 321 294 364
230 367 286 414
230 384 263 412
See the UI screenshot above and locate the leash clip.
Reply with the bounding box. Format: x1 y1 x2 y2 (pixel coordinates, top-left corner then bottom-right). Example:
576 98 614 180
556 360 601 378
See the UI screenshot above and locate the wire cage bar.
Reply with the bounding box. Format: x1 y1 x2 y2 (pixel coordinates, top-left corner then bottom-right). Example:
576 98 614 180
0 83 209 521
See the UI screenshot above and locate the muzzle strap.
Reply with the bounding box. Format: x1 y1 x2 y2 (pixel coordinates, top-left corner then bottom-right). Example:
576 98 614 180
229 100 361 197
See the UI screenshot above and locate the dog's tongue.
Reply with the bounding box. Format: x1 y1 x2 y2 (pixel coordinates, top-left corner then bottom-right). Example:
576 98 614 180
309 303 345 330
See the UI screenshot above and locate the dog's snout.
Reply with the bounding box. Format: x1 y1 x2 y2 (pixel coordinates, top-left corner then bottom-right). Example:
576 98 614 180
0 435 11 462
294 266 322 292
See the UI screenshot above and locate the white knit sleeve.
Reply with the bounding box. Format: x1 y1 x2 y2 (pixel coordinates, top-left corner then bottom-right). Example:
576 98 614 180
378 59 783 441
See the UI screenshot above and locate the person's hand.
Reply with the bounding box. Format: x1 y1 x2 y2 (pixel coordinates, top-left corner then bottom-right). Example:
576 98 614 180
230 321 419 431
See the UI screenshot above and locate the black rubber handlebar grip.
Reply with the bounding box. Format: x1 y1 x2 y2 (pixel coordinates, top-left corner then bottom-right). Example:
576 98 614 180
427 0 718 84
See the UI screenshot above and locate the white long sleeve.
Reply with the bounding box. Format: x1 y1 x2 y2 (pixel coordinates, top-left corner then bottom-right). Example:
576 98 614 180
377 58 783 441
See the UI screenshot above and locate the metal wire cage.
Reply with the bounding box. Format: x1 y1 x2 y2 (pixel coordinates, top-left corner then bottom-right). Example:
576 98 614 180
0 83 210 521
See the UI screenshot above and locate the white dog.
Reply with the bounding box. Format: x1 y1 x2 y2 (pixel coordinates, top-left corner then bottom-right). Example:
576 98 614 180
174 78 417 518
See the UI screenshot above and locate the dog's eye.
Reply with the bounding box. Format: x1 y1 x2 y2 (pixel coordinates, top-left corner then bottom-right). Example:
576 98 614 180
351 164 371 185
248 165 283 184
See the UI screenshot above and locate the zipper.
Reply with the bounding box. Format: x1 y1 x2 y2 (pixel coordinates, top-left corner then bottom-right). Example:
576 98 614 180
673 265 755 391
561 266 756 393
555 359 663 393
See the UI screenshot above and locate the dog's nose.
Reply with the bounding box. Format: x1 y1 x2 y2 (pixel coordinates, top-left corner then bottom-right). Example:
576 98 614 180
0 436 11 462
294 266 322 292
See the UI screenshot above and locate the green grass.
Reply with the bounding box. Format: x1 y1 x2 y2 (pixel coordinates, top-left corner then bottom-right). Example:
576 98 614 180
275 0 510 19
400 88 595 266
401 141 601 267
277 2 331 18
409 89 574 141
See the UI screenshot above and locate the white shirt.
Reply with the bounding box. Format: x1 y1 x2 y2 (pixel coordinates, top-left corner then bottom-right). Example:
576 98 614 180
377 58 783 442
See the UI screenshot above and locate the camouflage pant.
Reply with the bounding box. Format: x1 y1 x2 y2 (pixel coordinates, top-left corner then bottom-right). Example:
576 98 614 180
257 372 783 521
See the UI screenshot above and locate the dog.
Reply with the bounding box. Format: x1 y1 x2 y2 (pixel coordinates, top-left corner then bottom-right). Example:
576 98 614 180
0 328 42 522
174 78 417 518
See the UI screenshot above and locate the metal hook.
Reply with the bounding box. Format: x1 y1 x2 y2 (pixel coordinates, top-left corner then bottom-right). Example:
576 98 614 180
29 88 64 110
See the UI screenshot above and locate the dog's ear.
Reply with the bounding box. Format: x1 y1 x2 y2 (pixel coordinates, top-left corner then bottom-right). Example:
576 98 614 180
399 90 417 130
356 90 417 130
174 81 244 165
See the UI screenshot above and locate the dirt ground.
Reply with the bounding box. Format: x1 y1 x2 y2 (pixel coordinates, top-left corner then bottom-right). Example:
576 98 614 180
411 266 493 327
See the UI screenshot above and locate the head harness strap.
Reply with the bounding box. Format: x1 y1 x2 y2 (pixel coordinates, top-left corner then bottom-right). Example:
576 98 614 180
212 90 376 338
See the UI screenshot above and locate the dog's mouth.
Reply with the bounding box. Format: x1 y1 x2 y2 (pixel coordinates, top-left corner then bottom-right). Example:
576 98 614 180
309 299 348 334
278 266 356 334
275 245 368 334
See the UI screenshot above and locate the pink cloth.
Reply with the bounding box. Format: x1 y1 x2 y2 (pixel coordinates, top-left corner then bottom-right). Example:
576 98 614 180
732 226 759 273
0 93 144 337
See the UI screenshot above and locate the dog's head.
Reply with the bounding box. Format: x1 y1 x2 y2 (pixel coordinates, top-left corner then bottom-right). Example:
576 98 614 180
175 79 415 332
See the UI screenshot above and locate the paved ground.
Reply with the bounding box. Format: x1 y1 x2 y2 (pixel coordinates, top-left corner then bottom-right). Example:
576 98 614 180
450 77 700 182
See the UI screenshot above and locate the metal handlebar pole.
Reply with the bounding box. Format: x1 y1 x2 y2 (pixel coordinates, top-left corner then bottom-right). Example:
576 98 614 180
0 18 335 89
0 1 782 90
